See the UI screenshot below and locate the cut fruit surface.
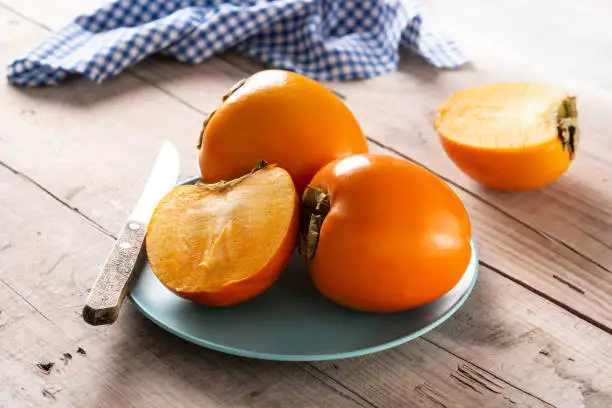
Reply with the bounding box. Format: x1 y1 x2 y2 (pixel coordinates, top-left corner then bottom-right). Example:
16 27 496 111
435 82 579 191
145 163 299 306
437 82 570 148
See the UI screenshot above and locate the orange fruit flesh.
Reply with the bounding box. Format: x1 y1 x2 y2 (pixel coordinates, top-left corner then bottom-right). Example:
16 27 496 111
435 82 576 191
145 165 298 306
436 82 568 149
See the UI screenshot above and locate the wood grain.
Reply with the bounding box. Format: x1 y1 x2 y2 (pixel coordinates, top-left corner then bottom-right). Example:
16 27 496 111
0 148 553 408
426 266 612 408
367 145 612 408
2 1 612 407
0 165 373 408
0 286 371 408
5 139 611 407
307 343 555 408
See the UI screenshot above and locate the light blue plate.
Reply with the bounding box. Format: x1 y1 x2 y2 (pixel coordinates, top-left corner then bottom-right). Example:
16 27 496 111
128 179 479 361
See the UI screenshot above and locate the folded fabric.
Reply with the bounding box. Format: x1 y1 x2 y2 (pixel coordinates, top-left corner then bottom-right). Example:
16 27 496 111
6 0 468 88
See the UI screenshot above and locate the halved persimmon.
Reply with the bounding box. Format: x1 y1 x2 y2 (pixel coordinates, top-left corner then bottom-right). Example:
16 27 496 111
145 162 299 307
435 82 579 190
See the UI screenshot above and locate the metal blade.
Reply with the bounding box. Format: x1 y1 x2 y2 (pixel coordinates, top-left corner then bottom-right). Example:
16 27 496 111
129 140 180 224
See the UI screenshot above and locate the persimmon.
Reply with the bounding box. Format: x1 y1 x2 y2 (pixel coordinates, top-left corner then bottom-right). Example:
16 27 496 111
145 162 299 307
435 82 579 191
299 154 472 313
197 69 369 194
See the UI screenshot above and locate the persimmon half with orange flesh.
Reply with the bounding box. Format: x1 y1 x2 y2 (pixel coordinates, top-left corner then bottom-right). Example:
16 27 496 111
145 161 299 307
299 154 472 313
435 82 579 191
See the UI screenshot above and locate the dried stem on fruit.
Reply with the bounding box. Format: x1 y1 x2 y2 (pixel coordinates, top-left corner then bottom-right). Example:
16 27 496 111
222 78 246 102
196 160 269 191
299 186 330 260
197 78 247 150
197 109 216 150
557 96 579 159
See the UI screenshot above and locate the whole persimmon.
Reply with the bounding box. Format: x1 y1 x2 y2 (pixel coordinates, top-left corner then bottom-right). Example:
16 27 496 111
299 154 472 313
146 162 299 307
435 82 579 190
197 69 368 194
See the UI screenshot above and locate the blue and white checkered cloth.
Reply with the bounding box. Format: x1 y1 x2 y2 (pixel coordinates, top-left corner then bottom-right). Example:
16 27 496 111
6 0 467 88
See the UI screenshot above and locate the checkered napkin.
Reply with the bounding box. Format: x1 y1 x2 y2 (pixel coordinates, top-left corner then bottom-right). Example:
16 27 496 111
6 0 467 88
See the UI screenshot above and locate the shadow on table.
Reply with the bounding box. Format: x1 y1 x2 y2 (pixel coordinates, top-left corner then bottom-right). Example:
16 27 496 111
94 294 494 407
397 48 476 83
425 266 515 349
469 167 612 256
94 303 375 407
7 69 150 108
91 248 542 408
6 53 256 112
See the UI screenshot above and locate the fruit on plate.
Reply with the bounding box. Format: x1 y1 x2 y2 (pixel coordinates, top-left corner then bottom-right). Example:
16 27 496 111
145 161 299 307
197 69 369 194
299 154 472 313
435 82 579 191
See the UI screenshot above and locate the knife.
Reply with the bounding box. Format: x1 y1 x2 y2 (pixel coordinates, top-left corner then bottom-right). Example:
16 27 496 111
82 140 180 326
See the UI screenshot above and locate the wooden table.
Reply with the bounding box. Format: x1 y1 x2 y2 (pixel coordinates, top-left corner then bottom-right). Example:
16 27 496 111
2 1 611 407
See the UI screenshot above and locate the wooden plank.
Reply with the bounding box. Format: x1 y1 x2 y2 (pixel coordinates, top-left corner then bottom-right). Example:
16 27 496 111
1 3 611 407
0 7 554 407
425 267 612 408
0 165 374 408
0 289 370 408
6 132 611 408
306 341 554 408
0 146 554 408
3 0 611 331
0 4 239 235
0 0 110 30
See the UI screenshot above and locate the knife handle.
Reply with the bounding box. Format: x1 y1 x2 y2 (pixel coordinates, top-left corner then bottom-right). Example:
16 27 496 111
82 220 147 326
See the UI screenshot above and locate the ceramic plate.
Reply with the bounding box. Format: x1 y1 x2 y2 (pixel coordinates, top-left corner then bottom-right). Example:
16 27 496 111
128 179 479 361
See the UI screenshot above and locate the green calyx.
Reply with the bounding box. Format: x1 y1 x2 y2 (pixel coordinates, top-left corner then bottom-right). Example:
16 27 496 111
298 186 331 261
557 96 579 160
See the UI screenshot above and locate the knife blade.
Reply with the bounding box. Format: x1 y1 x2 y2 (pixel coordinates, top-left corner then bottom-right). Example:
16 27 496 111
83 140 180 326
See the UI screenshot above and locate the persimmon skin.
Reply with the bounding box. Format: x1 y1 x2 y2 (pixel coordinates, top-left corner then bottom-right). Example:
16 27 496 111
306 154 472 313
439 136 570 191
198 69 368 194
